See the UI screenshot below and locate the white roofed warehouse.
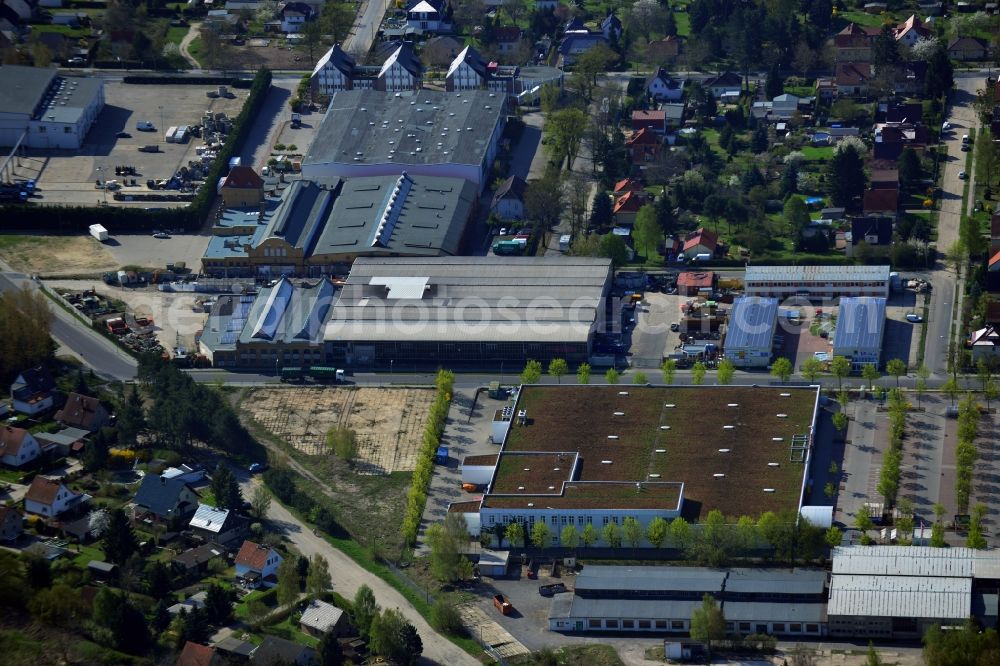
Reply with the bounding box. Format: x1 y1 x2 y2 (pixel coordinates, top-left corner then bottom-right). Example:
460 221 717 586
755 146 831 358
744 265 890 300
324 257 613 369
723 297 778 368
832 297 886 371
0 65 105 149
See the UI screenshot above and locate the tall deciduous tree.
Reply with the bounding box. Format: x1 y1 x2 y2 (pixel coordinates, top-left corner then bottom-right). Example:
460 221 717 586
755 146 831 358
633 203 664 260
548 358 568 383
831 356 851 389
520 360 542 384
544 108 588 168
0 286 53 386
531 520 551 549
353 584 380 638
306 554 332 596
276 556 301 608
690 593 726 652
602 521 621 548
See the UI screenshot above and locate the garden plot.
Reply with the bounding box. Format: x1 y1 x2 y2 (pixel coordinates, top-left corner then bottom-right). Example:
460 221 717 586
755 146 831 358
244 387 434 474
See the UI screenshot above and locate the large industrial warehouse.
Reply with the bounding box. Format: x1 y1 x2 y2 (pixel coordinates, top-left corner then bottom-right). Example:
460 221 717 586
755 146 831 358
456 385 821 540
549 565 828 637
323 257 612 368
301 89 506 191
827 546 1000 639
743 265 891 300
0 65 105 149
832 297 886 371
723 296 779 368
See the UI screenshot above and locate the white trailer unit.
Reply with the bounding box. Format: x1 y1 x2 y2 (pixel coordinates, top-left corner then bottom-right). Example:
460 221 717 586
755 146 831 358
89 224 109 242
164 126 178 143
174 125 189 143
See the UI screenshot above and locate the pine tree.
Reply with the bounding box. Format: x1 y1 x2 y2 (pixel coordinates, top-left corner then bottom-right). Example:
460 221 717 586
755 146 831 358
210 464 243 510
101 507 137 566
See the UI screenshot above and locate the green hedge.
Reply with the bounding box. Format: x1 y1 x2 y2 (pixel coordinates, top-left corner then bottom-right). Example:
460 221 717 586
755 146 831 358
401 370 454 546
0 68 272 233
122 76 253 88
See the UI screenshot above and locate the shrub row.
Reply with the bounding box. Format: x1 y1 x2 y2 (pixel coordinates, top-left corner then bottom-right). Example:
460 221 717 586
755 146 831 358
0 67 272 233
401 370 454 546
955 394 979 514
122 76 253 88
876 389 907 507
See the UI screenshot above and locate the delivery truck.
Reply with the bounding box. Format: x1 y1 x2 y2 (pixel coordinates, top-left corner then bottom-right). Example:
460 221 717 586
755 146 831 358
89 224 109 242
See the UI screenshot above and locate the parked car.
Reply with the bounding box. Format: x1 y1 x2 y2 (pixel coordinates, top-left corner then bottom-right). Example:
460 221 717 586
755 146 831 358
136 120 155 131
248 462 268 474
138 145 159 153
905 312 923 323
958 170 967 179
116 131 131 138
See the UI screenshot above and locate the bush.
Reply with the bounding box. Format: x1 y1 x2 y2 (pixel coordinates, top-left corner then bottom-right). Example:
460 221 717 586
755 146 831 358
430 597 464 635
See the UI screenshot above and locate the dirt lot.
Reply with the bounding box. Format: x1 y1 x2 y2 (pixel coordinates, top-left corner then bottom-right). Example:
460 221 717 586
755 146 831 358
8 81 247 209
0 235 117 276
243 387 434 474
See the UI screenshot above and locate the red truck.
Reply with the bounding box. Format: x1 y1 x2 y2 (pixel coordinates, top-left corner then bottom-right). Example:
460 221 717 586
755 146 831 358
493 594 513 616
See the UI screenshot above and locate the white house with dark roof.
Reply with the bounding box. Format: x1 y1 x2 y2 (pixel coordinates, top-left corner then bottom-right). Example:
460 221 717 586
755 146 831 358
646 67 684 102
311 43 357 95
406 0 451 33
377 42 423 92
0 425 40 468
10 366 55 415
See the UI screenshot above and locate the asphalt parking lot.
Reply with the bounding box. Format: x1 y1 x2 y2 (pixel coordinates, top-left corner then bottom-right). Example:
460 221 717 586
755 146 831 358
21 81 246 208
106 231 212 276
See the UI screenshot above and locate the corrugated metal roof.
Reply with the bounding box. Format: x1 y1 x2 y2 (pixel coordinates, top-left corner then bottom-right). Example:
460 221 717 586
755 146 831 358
558 596 704 620
325 257 611 344
827 574 971 619
832 298 886 352
726 568 827 594
576 566 726 593
725 297 778 351
832 546 977 577
745 265 891 283
299 600 345 632
189 504 230 532
723 601 826 623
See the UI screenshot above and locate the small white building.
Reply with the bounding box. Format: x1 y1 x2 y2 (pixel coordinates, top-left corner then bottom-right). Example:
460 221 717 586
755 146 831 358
0 425 41 468
461 454 498 486
832 297 886 371
9 366 55 415
723 297 778 368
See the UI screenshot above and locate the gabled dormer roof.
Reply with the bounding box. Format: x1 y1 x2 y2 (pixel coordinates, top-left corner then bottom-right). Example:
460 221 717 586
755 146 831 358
381 42 423 78
312 43 355 78
448 45 487 79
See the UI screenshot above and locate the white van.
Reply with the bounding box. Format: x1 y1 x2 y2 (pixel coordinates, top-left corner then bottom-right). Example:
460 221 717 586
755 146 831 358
693 252 712 262
136 120 155 131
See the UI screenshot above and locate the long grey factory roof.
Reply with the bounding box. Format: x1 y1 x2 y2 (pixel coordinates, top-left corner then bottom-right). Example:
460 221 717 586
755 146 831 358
724 297 778 350
35 76 103 124
726 568 827 595
324 257 611 344
833 297 886 351
722 602 826 623
304 89 505 168
311 173 476 258
745 265 891 283
260 179 340 252
0 64 57 116
827 574 971 619
832 545 1000 578
550 596 704 621
575 566 726 593
240 278 336 345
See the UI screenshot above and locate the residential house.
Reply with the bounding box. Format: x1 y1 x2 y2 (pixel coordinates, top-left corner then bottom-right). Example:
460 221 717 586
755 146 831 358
235 539 283 589
61 509 106 543
495 26 522 54
836 62 873 97
601 13 623 42
168 591 208 616
55 392 109 432
967 303 1000 360
0 506 23 542
626 127 661 163
632 109 666 134
189 503 246 545
821 207 847 222
311 43 362 95
613 178 644 195
214 637 256 662
814 76 837 102
422 34 463 66
491 175 526 221
882 102 923 124
682 227 719 259
280 1 312 33
892 61 927 95
894 15 930 46
948 36 990 60
406 0 451 34
558 31 608 68
299 599 348 638
0 425 40 468
10 366 55 415
771 94 805 120
133 473 201 524
250 636 316 665
376 42 422 92
646 67 683 102
833 23 878 62
869 167 899 190
173 543 225 576
851 216 893 247
221 166 265 208
662 103 685 129
613 190 648 226
24 476 84 518
648 35 681 61
176 641 219 666
703 72 742 99
873 123 929 161
862 190 899 219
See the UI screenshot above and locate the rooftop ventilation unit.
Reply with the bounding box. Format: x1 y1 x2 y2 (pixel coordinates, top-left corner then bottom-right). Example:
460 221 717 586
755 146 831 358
723 425 735 430
768 462 780 467
649 473 661 478
718 448 730 453
607 435 619 440
601 460 613 464
665 403 675 408
772 437 783 441
655 448 666 453
660 426 670 430
776 413 787 418
522 467 530 471
614 411 624 416
552 467 560 471
517 486 524 490
527 502 534 507
780 393 791 397
548 486 555 490
714 473 725 478
763 488 776 493
728 403 739 407
619 391 629 396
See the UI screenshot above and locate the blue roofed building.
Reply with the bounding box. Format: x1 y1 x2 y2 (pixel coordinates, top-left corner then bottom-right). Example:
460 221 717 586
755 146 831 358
723 297 779 368
198 277 337 368
832 297 886 371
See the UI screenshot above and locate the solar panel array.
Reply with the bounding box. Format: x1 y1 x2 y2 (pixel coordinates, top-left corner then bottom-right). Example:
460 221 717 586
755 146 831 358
220 296 255 345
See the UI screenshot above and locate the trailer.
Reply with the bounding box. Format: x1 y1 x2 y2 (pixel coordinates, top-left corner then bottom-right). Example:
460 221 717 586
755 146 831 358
279 366 306 382
307 367 345 383
89 224 109 242
174 126 189 143
164 126 178 143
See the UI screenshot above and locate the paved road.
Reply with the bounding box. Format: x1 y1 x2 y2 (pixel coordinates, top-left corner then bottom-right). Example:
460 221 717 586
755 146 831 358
237 476 477 666
344 0 389 57
0 270 137 381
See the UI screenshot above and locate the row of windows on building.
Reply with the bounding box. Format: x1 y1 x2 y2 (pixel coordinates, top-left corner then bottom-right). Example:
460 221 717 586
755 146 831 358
489 514 640 528
578 618 821 633
237 348 322 361
36 125 74 133
751 281 884 287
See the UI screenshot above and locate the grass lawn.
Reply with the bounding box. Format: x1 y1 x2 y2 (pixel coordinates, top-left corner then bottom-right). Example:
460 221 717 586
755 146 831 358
29 24 89 39
0 468 25 483
166 26 187 47
800 146 834 161
674 9 691 38
835 10 893 29
186 37 204 65
261 616 319 648
71 543 106 568
557 645 625 666
785 85 815 98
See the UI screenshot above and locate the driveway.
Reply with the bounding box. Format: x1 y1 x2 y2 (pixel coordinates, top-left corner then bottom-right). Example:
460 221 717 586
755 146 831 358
178 23 202 69
240 477 478 666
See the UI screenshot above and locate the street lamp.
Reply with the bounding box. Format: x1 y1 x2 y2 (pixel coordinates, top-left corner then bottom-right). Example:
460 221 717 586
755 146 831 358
389 359 394 384
158 105 164 134
95 166 107 205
